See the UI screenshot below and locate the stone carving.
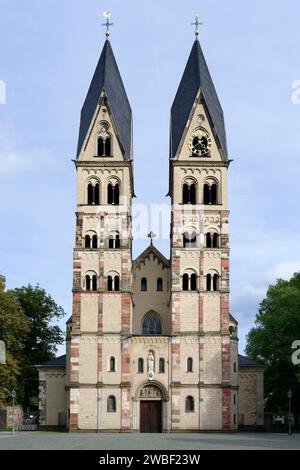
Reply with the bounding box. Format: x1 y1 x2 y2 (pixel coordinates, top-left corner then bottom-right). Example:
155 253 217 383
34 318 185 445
147 351 155 380
140 385 162 398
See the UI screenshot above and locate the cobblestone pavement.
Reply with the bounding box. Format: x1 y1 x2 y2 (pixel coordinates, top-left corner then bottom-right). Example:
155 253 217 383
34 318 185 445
0 432 299 450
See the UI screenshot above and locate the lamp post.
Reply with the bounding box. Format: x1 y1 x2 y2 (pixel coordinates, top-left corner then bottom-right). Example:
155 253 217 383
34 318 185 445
287 390 293 436
11 389 16 435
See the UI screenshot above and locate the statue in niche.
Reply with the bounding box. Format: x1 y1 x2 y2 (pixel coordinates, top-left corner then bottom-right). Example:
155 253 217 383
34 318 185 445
147 351 155 380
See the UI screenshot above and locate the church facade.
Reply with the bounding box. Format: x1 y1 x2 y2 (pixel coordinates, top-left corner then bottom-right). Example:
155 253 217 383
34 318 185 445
37 34 264 432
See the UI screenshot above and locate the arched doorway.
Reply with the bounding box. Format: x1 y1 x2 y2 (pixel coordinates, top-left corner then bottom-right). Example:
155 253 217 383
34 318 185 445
139 384 163 433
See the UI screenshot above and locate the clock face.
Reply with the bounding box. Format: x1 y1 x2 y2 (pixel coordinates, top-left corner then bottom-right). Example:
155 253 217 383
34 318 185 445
189 129 212 156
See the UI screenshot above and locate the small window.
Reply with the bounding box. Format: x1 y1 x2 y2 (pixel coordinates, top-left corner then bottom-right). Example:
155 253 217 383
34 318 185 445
206 233 212 248
87 182 100 205
114 275 120 292
187 357 193 373
182 183 196 204
233 394 236 405
107 182 120 205
190 273 197 291
141 277 147 292
109 356 116 372
138 358 144 373
206 274 212 291
159 358 165 374
234 413 236 425
233 362 237 373
108 232 120 249
107 275 113 291
203 184 210 204
182 273 189 291
85 235 91 249
183 232 197 248
185 396 195 413
157 277 163 292
92 235 98 249
98 137 111 157
92 275 97 291
107 395 116 412
213 233 219 248
85 275 91 291
213 274 219 291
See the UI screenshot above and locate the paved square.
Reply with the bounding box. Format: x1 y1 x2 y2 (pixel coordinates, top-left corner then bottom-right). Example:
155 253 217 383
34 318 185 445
0 432 299 450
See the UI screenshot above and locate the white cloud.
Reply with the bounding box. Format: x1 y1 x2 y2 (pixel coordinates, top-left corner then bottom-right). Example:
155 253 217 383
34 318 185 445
0 147 60 175
267 261 300 282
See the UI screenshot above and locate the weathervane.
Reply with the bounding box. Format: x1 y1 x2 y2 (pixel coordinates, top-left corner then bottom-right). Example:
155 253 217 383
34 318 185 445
102 11 114 38
191 14 203 38
147 231 156 245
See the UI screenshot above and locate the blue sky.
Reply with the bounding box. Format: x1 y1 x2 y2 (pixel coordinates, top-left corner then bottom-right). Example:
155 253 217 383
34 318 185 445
1 0 300 355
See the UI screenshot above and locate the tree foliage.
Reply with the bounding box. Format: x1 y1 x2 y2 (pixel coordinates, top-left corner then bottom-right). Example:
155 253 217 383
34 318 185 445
9 284 65 408
0 276 29 408
246 272 300 419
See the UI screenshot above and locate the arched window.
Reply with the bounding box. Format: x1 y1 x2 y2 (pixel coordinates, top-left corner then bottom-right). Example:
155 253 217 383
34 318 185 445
85 275 91 291
213 274 219 291
211 184 217 205
142 312 162 336
187 357 193 372
183 231 197 248
114 275 120 291
92 234 98 249
185 396 195 413
182 273 189 291
97 137 111 157
107 274 120 292
107 395 116 412
92 275 97 291
141 277 147 292
107 182 120 205
182 182 196 204
190 273 197 291
206 233 212 248
87 181 100 205
213 233 219 248
109 356 116 372
108 232 120 249
85 235 91 249
206 274 212 291
203 182 218 205
157 277 163 292
107 275 113 291
138 358 144 373
159 358 165 374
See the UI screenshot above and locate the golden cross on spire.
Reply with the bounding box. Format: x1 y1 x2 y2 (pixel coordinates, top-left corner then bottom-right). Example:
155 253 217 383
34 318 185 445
102 11 114 38
191 14 203 39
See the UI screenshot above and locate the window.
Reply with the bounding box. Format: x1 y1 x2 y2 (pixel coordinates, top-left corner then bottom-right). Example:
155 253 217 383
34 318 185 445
203 182 218 205
92 275 97 291
92 234 98 249
183 231 197 248
157 277 163 292
182 273 189 291
107 182 120 205
233 394 236 405
97 137 111 156
109 356 116 372
108 232 120 249
182 182 196 204
85 235 91 249
206 233 212 248
107 395 116 412
107 274 120 292
182 273 197 291
142 312 162 336
206 273 219 291
159 358 165 374
85 275 91 291
190 273 197 291
185 396 195 413
233 362 237 373
187 357 193 372
141 277 147 292
234 413 236 425
213 233 219 248
87 182 100 205
138 358 144 373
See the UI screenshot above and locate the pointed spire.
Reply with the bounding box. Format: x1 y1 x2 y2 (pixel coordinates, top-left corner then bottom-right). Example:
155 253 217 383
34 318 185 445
170 38 228 160
77 39 132 160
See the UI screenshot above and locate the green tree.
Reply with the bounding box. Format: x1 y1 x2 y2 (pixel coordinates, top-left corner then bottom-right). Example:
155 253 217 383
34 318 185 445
10 284 65 409
246 272 300 426
0 276 29 408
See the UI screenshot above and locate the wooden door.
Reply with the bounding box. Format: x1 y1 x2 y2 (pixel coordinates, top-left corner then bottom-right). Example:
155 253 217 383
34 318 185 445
140 401 162 433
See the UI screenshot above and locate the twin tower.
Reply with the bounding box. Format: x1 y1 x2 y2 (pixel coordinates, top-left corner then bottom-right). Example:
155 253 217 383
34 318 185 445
67 35 238 432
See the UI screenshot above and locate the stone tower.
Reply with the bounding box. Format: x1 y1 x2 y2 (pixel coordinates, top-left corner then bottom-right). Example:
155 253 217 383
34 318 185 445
68 39 134 431
169 38 238 430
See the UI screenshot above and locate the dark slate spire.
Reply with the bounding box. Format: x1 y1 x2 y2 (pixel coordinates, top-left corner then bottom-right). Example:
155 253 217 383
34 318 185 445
170 39 227 160
77 40 132 160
